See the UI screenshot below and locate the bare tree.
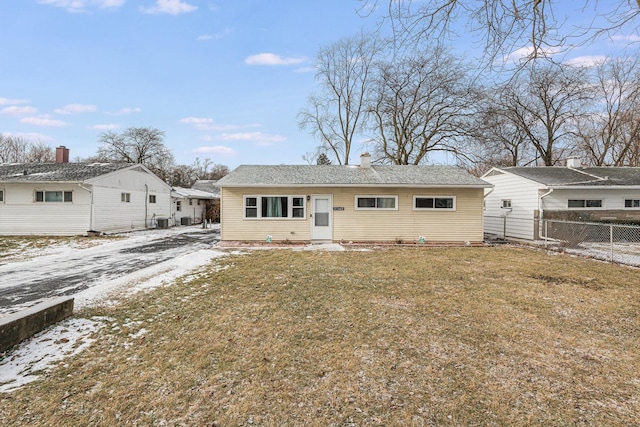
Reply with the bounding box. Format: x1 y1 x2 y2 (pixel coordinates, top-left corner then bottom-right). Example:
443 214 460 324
574 57 640 166
465 98 537 174
299 32 382 165
491 61 591 166
359 1 640 67
0 134 55 163
368 45 479 165
97 127 175 178
0 134 29 163
26 141 55 162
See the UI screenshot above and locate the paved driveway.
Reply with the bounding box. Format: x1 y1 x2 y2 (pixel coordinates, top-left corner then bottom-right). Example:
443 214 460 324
0 226 220 317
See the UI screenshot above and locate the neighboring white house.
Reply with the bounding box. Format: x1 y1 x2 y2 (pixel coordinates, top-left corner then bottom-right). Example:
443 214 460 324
0 150 172 235
482 158 640 240
171 187 219 225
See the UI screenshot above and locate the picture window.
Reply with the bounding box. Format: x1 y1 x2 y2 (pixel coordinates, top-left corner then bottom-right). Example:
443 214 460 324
243 196 306 219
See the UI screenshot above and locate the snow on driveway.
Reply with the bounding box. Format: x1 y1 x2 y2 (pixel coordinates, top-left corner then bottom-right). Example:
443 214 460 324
0 225 240 392
0 225 221 316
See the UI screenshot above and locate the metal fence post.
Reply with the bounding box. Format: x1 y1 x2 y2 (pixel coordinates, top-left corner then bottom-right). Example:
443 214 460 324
503 216 507 239
610 224 614 262
544 220 548 247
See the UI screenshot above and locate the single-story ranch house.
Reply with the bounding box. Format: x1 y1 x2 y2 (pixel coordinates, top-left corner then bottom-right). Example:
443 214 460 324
482 158 640 240
0 148 172 235
216 153 492 244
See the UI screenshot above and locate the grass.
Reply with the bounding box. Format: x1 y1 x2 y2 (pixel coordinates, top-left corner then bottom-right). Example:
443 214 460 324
1 246 640 426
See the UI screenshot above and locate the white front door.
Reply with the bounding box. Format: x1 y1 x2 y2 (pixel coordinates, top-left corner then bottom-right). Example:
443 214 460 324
311 195 333 240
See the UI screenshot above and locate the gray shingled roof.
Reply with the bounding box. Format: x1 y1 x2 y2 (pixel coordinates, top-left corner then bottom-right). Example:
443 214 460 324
217 165 491 187
172 187 220 199
0 162 132 182
191 180 220 196
503 166 640 186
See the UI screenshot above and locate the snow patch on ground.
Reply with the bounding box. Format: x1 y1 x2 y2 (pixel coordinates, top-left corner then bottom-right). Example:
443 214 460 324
0 225 241 393
0 317 104 392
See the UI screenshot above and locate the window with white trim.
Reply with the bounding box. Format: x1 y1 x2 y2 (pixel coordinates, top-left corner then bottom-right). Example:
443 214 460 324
501 199 512 209
121 192 131 203
189 199 193 206
243 195 306 219
0 189 3 203
355 195 397 210
624 199 640 208
414 196 456 211
35 191 73 203
149 194 156 203
176 200 182 211
568 199 602 208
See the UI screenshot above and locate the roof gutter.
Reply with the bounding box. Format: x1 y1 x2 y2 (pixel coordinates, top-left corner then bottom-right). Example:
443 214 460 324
548 185 640 190
217 183 493 189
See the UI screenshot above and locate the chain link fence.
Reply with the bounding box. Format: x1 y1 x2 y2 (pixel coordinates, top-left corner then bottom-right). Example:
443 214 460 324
485 215 640 267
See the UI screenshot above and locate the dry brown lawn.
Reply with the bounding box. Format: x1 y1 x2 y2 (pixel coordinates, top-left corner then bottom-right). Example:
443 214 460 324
1 246 640 426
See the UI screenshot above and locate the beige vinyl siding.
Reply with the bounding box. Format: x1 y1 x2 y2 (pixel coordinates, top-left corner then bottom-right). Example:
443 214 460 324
221 186 484 242
221 188 312 241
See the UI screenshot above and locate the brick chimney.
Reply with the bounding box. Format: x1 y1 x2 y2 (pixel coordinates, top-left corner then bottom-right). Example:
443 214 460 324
55 146 69 163
360 152 371 169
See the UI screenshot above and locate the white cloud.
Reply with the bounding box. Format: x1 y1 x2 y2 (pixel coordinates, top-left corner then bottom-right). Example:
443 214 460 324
38 0 125 13
90 123 119 130
294 66 316 73
0 97 28 105
611 34 640 43
193 146 235 155
105 107 141 115
566 55 608 67
1 106 38 116
141 0 197 15
219 132 287 146
4 132 54 142
244 53 307 66
197 28 231 41
20 116 69 127
501 46 562 65
54 104 97 114
180 117 247 131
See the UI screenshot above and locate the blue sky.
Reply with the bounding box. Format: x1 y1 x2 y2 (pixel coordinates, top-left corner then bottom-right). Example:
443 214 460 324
0 0 379 168
1 1 637 169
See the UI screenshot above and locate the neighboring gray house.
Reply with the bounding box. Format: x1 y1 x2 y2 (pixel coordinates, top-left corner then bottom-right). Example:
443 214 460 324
483 158 640 240
217 153 491 243
0 154 172 235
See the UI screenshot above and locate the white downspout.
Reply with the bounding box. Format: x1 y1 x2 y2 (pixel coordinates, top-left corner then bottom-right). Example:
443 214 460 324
78 184 94 232
539 188 554 239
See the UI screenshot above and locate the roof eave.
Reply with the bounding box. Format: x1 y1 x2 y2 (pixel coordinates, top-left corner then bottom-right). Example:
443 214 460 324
218 183 492 188
0 179 84 184
549 185 640 190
